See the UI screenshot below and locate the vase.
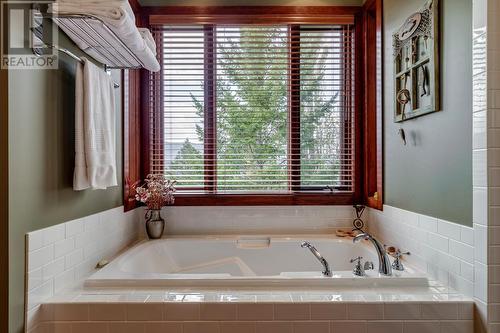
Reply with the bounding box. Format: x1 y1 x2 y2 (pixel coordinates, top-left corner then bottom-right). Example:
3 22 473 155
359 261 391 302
145 209 164 239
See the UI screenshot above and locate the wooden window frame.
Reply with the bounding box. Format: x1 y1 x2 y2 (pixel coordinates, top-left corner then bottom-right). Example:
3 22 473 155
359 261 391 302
123 4 383 209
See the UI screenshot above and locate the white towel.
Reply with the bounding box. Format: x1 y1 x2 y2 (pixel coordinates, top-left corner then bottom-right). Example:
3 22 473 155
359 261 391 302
50 1 160 72
74 58 118 190
139 28 157 56
52 0 135 23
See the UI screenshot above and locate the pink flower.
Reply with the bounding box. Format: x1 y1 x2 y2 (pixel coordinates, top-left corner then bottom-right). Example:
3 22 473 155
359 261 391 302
133 174 176 208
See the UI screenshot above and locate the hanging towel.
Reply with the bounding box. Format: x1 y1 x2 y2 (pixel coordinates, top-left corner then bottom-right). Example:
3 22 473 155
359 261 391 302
74 58 118 191
49 1 160 72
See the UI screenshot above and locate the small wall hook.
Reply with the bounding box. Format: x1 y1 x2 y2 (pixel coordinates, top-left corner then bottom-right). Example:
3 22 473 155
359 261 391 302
398 128 407 146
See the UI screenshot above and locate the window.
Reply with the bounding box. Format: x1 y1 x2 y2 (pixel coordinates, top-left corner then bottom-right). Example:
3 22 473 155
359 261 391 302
147 23 357 202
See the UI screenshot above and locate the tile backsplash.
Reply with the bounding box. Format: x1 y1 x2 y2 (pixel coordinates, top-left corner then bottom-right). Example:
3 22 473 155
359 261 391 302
367 205 474 297
159 205 356 235
25 206 140 330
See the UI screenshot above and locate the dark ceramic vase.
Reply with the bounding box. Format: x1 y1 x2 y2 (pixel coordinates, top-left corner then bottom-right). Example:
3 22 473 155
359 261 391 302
145 209 164 239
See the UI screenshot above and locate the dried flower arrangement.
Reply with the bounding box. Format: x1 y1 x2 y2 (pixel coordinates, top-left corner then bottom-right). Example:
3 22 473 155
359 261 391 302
133 174 176 210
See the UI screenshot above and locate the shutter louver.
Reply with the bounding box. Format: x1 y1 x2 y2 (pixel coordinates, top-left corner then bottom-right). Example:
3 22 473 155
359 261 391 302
149 24 355 194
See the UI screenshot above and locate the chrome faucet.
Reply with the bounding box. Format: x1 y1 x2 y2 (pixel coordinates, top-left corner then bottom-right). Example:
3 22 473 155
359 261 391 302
301 241 332 277
353 233 392 276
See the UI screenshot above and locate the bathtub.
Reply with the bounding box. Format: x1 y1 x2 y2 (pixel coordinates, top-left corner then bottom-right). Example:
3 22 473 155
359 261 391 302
86 236 427 288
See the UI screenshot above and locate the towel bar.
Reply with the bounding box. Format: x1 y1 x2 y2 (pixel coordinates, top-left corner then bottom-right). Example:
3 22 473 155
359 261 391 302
39 43 121 89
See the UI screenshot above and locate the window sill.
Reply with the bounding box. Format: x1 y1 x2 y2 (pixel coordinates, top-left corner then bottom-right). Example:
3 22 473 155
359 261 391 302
170 193 356 206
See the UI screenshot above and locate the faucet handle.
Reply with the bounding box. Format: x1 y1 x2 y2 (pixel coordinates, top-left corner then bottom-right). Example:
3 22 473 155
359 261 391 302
391 250 410 258
391 250 410 271
350 256 365 276
350 256 363 263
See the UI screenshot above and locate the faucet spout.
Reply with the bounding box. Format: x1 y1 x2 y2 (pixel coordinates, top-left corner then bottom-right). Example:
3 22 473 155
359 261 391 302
301 241 332 277
353 233 392 276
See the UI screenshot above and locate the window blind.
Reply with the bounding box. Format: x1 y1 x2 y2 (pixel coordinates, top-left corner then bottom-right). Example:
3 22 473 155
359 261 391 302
149 24 355 194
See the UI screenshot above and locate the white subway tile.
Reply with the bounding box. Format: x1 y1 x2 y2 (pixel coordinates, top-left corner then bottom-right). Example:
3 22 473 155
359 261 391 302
474 223 488 264
54 269 75 294
460 227 474 246
74 258 97 280
448 274 474 297
65 218 85 238
437 220 461 241
427 263 449 286
473 150 488 186
83 214 101 232
474 111 487 149
449 240 474 263
42 224 65 246
427 232 449 253
419 215 438 233
27 280 53 311
54 237 75 259
41 257 64 282
27 268 42 291
28 245 54 271
460 261 474 282
473 187 488 225
28 231 43 252
64 248 84 270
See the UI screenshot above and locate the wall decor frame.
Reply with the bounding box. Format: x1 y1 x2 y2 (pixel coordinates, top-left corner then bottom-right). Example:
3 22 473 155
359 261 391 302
393 0 439 122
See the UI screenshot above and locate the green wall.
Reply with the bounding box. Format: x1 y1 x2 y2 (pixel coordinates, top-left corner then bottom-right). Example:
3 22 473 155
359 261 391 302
383 0 472 225
8 29 123 333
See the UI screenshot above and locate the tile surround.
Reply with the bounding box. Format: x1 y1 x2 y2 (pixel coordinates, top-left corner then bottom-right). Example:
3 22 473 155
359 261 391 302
25 206 141 331
25 203 476 333
367 206 474 297
29 295 473 333
159 205 355 235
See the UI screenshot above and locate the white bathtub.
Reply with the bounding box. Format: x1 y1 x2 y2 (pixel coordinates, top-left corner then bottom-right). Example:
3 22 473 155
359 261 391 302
86 236 427 288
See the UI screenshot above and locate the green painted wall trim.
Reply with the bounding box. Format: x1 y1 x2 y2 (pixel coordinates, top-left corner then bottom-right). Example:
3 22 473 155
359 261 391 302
8 28 123 333
383 0 472 225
